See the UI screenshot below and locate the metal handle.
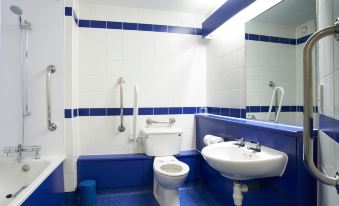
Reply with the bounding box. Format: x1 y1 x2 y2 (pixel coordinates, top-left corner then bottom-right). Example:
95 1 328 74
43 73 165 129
146 118 176 126
303 18 339 192
118 77 125 132
47 65 57 131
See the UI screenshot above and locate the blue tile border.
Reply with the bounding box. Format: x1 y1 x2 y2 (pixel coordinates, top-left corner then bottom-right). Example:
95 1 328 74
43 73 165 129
169 107 183 114
64 109 72 119
107 21 122 29
154 107 169 115
138 108 153 115
64 106 250 119
65 7 201 36
65 7 72 17
246 105 318 113
245 33 313 45
91 20 106 28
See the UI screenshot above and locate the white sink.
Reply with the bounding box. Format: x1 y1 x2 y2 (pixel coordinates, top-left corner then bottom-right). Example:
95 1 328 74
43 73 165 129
201 141 288 180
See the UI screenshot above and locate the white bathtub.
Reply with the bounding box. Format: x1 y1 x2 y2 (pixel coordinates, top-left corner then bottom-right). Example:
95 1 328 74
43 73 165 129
0 156 64 206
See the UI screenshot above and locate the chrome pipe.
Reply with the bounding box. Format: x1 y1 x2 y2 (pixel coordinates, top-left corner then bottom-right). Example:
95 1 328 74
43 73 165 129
303 19 339 192
47 65 57 131
118 77 125 132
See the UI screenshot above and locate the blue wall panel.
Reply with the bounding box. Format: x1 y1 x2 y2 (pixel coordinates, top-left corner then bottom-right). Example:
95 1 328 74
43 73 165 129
22 163 64 206
196 115 316 206
77 151 201 189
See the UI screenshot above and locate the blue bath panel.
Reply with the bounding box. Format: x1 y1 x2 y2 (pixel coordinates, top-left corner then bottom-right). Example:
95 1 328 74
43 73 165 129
22 163 64 206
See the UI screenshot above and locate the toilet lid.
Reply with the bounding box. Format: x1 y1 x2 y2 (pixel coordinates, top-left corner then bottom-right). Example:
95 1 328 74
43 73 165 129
154 161 189 177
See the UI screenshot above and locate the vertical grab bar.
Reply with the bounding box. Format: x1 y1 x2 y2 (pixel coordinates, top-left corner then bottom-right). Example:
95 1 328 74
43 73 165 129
118 77 125 132
47 65 57 132
266 86 285 122
303 19 339 192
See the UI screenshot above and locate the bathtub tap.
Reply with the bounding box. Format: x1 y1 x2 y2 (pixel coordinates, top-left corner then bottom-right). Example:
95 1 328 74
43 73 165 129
3 144 41 163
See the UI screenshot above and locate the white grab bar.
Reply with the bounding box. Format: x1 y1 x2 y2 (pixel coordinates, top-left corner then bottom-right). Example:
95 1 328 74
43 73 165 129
130 84 139 141
118 77 125 132
266 86 285 122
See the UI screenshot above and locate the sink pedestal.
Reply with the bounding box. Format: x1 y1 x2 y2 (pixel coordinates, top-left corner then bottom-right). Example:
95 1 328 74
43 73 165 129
233 180 248 206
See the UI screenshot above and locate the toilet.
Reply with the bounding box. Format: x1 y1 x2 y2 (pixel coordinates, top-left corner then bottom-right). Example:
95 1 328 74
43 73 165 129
142 127 190 206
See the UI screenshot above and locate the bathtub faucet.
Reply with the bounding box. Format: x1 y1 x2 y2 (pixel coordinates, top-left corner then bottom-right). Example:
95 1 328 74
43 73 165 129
3 144 41 163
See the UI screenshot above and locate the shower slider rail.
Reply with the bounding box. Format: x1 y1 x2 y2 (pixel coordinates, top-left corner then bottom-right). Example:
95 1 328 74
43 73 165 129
146 118 176 126
47 65 57 132
303 18 339 192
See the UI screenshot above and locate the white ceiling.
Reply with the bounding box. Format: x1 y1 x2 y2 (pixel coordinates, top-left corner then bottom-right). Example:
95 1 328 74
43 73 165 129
251 0 316 26
79 0 226 15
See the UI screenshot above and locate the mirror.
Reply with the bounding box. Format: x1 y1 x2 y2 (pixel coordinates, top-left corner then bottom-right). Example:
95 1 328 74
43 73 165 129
245 0 317 126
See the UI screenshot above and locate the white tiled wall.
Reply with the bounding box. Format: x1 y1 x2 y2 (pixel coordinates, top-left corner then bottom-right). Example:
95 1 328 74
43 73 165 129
62 3 207 190
0 0 64 156
72 4 206 156
62 1 207 192
318 0 339 204
206 23 246 108
64 0 80 192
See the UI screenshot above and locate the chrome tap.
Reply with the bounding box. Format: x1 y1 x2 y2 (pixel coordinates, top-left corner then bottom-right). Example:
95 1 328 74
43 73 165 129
3 144 41 163
247 141 261 152
233 138 245 147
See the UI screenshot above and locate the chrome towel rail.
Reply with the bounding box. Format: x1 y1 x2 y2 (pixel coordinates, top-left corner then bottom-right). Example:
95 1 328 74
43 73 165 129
303 18 339 192
146 118 175 126
118 77 125 132
47 65 57 131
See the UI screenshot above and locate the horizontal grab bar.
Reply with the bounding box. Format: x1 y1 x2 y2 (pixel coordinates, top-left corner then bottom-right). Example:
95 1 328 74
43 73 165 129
146 118 175 126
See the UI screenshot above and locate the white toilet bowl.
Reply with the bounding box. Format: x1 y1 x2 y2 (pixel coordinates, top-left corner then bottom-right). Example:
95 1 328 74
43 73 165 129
153 156 189 206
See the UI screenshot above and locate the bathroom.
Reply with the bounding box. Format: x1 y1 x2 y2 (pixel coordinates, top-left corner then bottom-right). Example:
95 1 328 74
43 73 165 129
0 0 339 205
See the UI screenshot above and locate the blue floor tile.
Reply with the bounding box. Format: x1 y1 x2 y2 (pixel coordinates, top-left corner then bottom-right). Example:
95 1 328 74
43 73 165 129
97 192 159 206
64 184 222 206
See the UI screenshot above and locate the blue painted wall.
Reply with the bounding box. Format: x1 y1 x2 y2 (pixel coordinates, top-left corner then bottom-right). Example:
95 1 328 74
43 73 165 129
202 0 255 37
196 115 316 206
77 151 201 189
22 163 64 206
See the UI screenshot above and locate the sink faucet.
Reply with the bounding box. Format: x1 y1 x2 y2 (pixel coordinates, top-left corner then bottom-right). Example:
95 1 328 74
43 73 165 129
247 141 261 152
3 144 41 163
233 138 245 147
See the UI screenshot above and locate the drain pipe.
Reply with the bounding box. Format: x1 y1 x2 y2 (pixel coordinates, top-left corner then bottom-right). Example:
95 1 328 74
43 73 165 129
233 180 248 206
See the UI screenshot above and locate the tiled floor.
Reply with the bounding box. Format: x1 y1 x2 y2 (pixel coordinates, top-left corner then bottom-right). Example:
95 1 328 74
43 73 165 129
64 183 221 206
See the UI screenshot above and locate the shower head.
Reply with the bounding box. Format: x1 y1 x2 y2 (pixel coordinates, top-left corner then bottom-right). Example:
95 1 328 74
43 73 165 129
10 5 23 24
10 5 23 15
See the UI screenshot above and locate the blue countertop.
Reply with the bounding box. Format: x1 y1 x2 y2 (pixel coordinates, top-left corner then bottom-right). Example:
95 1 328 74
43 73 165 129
195 114 317 137
78 150 200 161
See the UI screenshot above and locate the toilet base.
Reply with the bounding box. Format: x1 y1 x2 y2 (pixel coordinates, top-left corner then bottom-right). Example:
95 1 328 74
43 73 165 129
153 176 180 206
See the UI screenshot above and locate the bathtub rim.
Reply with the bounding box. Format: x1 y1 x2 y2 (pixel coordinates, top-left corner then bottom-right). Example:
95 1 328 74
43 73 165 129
3 155 65 206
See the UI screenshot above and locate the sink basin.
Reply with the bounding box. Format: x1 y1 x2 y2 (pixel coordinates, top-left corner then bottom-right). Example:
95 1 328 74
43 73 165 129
201 141 288 180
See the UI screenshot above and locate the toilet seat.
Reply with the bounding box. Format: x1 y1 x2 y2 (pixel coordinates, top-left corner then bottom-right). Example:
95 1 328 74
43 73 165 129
153 156 189 177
